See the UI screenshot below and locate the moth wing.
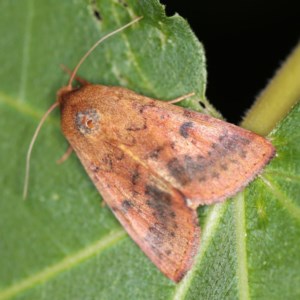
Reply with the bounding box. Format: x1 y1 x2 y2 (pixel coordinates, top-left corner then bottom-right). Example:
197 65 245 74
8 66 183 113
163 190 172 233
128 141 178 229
60 85 200 282
76 142 200 282
60 84 274 281
124 95 275 208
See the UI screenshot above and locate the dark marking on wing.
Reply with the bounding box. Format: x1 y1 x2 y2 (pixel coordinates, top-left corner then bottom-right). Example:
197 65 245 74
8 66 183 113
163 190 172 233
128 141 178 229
144 185 179 252
169 211 176 218
183 109 193 118
196 155 211 171
198 176 207 182
122 200 133 212
211 171 220 179
148 146 163 160
131 169 140 185
166 249 172 255
179 121 194 138
102 155 113 171
126 120 147 131
239 149 247 158
145 185 171 207
166 131 256 184
113 148 125 160
221 163 228 170
211 143 218 149
90 163 100 173
146 224 164 256
167 158 191 185
135 102 156 113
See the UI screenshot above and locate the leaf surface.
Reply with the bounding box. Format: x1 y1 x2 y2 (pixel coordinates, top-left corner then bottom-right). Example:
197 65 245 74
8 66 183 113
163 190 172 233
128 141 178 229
0 1 298 299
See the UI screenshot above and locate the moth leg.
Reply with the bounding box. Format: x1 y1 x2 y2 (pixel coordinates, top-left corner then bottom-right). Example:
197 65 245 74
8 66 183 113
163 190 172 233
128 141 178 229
60 64 90 86
56 145 73 164
167 92 195 104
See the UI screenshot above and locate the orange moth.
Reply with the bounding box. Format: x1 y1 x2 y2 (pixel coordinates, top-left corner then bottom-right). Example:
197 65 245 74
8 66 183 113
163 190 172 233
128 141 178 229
24 17 275 282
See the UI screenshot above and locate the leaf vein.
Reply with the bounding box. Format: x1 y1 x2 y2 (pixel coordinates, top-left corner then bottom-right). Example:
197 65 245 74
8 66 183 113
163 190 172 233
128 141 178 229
261 176 300 222
0 230 126 300
264 170 300 183
235 192 250 300
111 7 157 94
0 92 59 126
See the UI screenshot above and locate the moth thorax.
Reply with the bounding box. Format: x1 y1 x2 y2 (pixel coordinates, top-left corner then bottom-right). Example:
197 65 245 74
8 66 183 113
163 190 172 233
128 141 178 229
75 109 100 135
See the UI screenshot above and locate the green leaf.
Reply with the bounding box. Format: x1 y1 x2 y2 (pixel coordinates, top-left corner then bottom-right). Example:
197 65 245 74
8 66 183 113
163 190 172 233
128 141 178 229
0 1 299 299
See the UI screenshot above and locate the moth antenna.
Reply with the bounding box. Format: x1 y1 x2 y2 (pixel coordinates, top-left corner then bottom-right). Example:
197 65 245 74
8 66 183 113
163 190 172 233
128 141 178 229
67 16 143 89
23 17 143 199
23 101 60 200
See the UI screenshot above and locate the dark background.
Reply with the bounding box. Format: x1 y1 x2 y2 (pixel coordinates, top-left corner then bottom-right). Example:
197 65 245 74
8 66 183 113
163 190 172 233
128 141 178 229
160 0 300 123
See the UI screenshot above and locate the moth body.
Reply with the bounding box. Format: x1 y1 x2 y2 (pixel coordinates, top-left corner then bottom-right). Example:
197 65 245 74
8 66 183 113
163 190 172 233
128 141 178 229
58 83 275 281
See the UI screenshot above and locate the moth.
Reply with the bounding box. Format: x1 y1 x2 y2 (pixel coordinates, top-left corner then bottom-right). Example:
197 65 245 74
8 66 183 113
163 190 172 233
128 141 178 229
24 17 275 282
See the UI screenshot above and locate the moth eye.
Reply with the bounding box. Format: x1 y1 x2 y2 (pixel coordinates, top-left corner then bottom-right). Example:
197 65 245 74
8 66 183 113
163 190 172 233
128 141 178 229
76 109 100 135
